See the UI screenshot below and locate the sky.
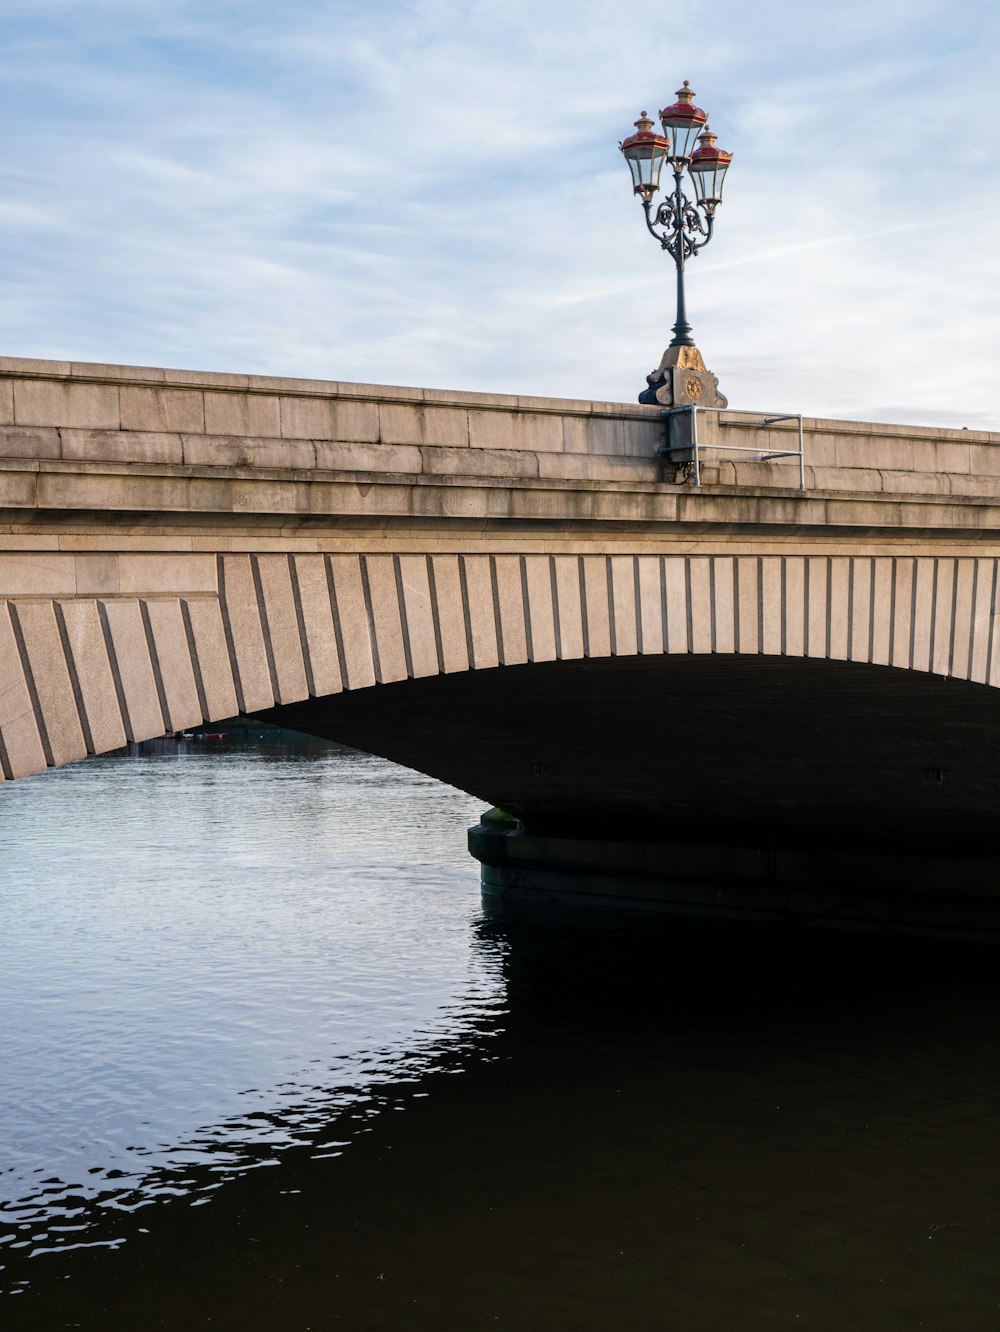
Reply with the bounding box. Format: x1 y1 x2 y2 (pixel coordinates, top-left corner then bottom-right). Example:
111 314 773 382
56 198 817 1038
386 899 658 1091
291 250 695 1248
0 0 997 427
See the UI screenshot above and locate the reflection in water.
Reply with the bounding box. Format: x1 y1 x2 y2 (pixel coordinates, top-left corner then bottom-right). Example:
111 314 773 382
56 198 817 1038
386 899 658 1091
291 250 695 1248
0 734 497 1296
3 733 1000 1329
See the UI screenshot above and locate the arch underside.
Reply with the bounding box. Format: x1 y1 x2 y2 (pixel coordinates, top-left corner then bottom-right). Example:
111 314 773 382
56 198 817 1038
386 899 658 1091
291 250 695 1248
2 553 1000 843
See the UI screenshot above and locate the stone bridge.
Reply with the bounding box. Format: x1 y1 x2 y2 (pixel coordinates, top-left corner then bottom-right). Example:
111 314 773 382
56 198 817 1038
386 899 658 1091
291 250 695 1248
3 356 1000 933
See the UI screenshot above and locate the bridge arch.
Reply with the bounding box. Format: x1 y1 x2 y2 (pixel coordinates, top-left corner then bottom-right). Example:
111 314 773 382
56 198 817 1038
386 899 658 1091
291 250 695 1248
1 549 998 784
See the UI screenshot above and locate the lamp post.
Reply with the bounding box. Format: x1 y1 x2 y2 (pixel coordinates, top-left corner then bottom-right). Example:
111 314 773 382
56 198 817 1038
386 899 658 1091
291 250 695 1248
620 82 732 408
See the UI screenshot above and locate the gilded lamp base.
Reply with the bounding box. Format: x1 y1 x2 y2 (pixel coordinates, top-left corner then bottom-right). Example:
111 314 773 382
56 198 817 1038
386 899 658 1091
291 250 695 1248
638 345 727 410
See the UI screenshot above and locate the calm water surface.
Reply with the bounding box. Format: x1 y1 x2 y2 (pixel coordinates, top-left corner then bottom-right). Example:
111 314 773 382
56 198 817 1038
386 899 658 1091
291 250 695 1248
2 732 1000 1329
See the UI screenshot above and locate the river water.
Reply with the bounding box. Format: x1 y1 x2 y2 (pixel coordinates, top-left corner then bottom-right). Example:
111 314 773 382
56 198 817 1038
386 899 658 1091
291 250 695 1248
2 732 1000 1330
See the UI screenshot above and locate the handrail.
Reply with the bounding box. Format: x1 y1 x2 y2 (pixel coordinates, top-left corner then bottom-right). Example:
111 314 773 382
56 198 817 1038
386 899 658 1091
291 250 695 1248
658 405 806 491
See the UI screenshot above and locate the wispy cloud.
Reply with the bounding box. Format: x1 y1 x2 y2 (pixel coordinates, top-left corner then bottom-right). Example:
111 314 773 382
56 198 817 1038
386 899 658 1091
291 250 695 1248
0 0 996 427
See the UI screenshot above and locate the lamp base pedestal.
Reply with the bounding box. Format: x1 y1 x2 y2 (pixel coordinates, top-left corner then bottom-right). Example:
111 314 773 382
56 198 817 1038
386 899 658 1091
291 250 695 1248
638 344 727 409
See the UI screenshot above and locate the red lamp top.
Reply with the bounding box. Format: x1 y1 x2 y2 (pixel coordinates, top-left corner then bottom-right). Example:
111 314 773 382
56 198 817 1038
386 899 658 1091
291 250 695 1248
620 110 670 157
690 128 732 171
659 80 708 130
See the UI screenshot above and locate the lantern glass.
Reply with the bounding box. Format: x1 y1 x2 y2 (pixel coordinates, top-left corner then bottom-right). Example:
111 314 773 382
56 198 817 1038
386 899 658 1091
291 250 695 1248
689 157 730 205
661 117 703 161
624 140 668 195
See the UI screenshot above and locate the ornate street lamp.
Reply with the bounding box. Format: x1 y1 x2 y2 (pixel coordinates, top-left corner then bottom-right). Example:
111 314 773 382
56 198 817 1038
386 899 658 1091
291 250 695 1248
620 82 732 408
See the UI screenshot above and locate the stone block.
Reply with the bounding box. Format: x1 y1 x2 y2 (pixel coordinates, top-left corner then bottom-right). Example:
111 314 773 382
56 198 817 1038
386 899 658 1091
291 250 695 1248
460 556 500 671
249 374 337 395
10 600 87 765
564 415 659 458
55 599 127 754
333 399 380 443
60 429 183 464
968 444 1000 476
0 469 39 508
493 555 528 666
420 445 539 479
70 360 166 383
689 555 714 654
582 555 612 657
809 466 882 493
75 554 120 596
425 386 516 408
0 379 13 424
254 554 310 704
708 556 734 655
328 554 376 689
290 555 342 697
517 394 596 415
98 598 164 741
339 380 424 403
0 426 61 459
37 469 191 514
183 598 239 721
834 435 938 472
118 554 217 596
379 403 469 448
314 441 420 474
204 391 281 437
0 554 76 597
362 555 407 683
610 555 639 656
0 601 48 777
164 367 249 389
468 409 562 453
552 556 584 659
279 396 337 440
949 472 1000 499
182 434 316 470
427 554 468 674
14 379 120 430
879 470 951 496
931 442 974 474
141 599 202 732
218 555 274 713
0 357 72 378
728 460 804 490
120 386 204 434
396 554 439 678
537 453 658 482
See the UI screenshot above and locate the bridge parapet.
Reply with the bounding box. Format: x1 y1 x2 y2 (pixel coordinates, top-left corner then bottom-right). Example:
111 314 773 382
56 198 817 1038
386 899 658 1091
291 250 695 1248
0 358 996 516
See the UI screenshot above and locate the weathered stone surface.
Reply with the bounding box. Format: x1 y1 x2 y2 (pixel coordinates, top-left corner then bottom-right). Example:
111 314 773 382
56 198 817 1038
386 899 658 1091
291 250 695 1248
141 599 202 731
218 555 274 714
0 554 76 597
9 600 87 766
182 433 316 470
396 555 438 679
120 387 204 435
328 555 375 690
314 441 420 474
98 598 165 742
14 380 119 430
61 429 183 464
5 354 1000 805
254 554 310 704
0 601 47 778
204 392 280 438
182 598 239 721
380 403 469 448
0 426 59 459
56 599 127 753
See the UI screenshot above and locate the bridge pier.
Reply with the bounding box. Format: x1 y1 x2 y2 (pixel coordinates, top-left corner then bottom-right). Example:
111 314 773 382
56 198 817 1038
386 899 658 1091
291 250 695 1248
470 813 1000 941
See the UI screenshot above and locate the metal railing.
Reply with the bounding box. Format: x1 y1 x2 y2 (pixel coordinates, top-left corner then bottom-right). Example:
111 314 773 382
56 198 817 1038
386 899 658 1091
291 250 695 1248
658 405 806 491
